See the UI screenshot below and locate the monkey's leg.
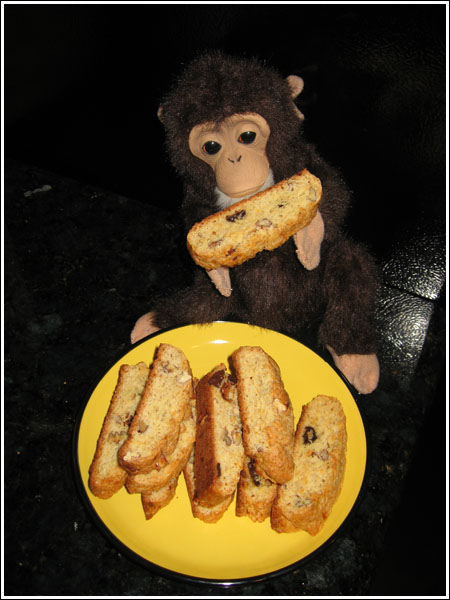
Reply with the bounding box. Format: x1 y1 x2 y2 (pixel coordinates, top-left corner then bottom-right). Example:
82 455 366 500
326 346 379 395
318 240 380 394
131 311 160 344
130 271 237 344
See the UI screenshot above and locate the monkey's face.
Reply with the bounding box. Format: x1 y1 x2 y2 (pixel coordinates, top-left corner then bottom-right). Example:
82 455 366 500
188 113 271 199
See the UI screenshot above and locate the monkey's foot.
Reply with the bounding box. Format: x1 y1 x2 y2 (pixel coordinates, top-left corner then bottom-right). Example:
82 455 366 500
130 311 160 344
326 345 379 394
207 266 232 297
293 210 324 270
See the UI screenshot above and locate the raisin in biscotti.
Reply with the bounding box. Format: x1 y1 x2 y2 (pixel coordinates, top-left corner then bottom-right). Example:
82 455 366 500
141 476 179 520
271 395 347 535
184 447 234 523
88 362 149 499
125 397 195 494
194 364 245 508
187 169 321 270
236 456 278 522
231 346 295 484
118 344 194 474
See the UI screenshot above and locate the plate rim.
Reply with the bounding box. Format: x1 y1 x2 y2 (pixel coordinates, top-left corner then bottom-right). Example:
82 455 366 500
71 320 370 587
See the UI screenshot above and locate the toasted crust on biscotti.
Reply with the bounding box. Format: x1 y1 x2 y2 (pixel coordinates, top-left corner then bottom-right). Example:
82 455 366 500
118 344 194 474
271 395 347 535
184 447 234 523
235 456 278 522
88 362 149 499
194 364 245 508
141 476 178 520
187 169 322 270
231 346 295 484
125 397 195 494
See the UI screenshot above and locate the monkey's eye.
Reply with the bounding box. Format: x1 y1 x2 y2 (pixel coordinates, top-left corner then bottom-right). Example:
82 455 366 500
238 131 256 144
202 141 222 155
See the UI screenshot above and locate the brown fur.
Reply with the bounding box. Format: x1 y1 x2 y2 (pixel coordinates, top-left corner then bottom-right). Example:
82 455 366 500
151 52 379 356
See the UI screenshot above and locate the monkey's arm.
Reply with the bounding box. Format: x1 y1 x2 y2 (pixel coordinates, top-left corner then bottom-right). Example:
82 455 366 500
206 203 323 293
204 208 324 294
205 208 323 293
293 210 324 270
206 267 232 297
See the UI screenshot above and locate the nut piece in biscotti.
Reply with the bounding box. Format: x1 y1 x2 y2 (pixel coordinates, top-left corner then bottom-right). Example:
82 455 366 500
236 456 278 522
141 476 179 520
231 346 295 484
194 364 245 508
118 344 194 474
125 398 196 494
183 446 234 523
88 362 149 499
187 169 322 270
271 395 347 535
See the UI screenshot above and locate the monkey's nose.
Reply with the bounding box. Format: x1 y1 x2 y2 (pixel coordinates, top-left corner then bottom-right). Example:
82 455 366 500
228 155 242 164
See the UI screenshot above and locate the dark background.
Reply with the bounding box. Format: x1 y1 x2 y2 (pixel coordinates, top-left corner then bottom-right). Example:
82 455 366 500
5 3 445 255
4 2 447 596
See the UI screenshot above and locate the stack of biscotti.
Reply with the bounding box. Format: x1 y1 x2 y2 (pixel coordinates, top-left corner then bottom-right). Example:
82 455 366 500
118 343 195 475
88 362 150 499
118 343 195 518
230 346 295 522
89 343 196 520
271 395 347 535
125 400 196 495
187 169 322 270
231 346 295 484
88 343 347 530
185 364 245 522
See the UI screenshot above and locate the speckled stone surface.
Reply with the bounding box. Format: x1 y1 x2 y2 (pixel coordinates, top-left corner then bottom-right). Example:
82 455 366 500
4 160 445 596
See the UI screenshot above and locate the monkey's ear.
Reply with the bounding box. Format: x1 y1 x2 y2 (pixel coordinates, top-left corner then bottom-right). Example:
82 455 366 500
157 105 164 123
286 75 305 121
286 75 304 98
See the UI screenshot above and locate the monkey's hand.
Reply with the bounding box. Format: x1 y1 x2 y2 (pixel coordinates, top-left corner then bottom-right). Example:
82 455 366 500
207 266 232 297
326 345 379 394
293 210 324 270
130 311 160 344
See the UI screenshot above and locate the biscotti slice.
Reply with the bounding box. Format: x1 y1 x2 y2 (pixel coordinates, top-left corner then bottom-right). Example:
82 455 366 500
183 447 234 523
194 364 245 507
118 344 194 474
88 362 149 499
125 397 195 494
271 395 347 535
187 169 321 270
231 346 295 484
236 456 278 522
141 476 178 520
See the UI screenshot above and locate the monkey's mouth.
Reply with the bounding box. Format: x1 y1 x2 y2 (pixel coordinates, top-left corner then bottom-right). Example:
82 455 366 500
215 170 275 209
231 171 275 201
231 184 265 199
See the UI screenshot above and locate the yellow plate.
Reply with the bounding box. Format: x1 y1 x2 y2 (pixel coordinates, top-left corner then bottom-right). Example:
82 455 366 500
74 322 366 584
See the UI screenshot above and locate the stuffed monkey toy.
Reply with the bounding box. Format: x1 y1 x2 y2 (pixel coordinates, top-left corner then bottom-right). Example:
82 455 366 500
131 52 380 394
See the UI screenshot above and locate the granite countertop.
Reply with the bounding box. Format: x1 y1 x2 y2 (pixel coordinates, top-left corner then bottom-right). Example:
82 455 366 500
4 159 446 596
